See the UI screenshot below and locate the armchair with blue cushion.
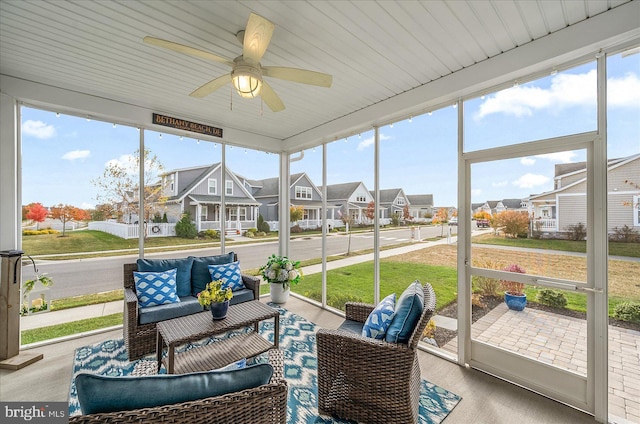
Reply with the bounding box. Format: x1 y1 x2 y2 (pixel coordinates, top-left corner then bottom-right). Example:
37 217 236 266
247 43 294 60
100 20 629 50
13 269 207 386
316 281 436 423
123 252 260 360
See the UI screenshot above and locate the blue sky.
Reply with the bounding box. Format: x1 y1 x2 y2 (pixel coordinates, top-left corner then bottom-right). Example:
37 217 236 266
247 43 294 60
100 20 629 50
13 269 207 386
21 53 639 209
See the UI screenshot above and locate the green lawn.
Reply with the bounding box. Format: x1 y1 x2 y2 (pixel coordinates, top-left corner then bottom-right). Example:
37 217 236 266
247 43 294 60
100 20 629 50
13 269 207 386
293 261 458 311
21 313 122 345
474 234 640 258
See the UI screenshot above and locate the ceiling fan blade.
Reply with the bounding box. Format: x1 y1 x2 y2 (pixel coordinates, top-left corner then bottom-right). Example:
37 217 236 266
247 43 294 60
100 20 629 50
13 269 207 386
144 36 234 66
260 81 285 112
262 66 332 87
243 13 275 64
189 74 232 98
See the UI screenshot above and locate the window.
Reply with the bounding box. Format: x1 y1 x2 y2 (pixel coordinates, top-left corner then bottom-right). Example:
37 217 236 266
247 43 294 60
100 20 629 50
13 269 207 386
355 193 367 202
208 178 216 194
303 209 310 220
226 207 237 221
634 195 640 227
168 174 175 193
396 197 405 206
201 205 208 221
225 180 233 195
239 207 247 221
295 186 312 199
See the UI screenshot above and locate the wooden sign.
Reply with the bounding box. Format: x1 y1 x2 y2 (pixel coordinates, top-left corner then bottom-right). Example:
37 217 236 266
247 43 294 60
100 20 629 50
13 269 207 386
152 113 223 138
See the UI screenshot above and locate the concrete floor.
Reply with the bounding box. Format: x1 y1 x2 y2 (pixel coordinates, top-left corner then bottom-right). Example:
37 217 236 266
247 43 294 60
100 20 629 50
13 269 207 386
0 295 596 423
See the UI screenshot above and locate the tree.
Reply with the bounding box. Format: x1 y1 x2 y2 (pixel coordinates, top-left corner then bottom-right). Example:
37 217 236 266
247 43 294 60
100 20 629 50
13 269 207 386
402 204 412 222
473 211 491 220
365 201 375 223
91 148 166 229
91 204 115 221
290 205 304 223
175 212 197 239
50 203 84 236
25 202 48 230
499 210 530 238
434 207 450 236
338 210 353 256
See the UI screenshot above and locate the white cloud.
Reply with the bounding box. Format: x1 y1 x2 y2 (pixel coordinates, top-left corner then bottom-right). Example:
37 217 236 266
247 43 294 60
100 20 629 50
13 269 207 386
512 173 549 188
357 133 390 151
608 72 640 107
492 180 508 187
62 150 90 160
474 69 639 119
80 202 95 209
22 120 56 139
106 154 137 173
535 151 577 164
521 157 536 166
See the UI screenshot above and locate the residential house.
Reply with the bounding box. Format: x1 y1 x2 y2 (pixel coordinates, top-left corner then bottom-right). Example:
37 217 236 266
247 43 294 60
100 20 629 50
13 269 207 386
320 182 374 225
407 194 434 221
375 188 409 220
159 164 261 233
252 173 326 229
528 154 640 235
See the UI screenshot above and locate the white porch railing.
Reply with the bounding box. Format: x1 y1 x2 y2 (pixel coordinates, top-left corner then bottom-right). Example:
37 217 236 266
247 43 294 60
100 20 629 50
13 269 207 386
533 219 557 230
88 221 176 239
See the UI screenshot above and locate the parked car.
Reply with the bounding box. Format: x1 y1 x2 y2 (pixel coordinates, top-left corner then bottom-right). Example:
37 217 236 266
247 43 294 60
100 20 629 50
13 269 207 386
449 217 458 226
476 219 489 228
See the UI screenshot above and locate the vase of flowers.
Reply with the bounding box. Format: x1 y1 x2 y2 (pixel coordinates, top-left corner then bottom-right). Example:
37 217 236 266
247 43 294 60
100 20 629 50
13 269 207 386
260 254 303 304
501 264 527 311
197 280 233 320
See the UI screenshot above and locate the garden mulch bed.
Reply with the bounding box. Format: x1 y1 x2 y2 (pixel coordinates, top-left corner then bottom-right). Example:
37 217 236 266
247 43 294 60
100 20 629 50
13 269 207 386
432 295 639 348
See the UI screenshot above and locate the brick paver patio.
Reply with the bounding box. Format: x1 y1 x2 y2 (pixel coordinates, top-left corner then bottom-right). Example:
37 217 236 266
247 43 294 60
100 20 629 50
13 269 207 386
442 303 640 423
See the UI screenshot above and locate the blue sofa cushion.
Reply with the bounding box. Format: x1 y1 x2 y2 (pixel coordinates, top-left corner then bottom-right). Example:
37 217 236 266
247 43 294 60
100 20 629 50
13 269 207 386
133 269 180 308
189 252 235 296
137 257 194 298
362 293 396 339
76 363 274 415
338 319 364 335
228 288 255 305
208 261 245 291
138 295 202 325
385 280 424 344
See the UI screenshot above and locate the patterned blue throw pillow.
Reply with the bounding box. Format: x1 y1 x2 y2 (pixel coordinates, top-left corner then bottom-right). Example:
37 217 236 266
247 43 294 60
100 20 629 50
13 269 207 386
208 261 245 291
362 293 396 339
133 269 180 308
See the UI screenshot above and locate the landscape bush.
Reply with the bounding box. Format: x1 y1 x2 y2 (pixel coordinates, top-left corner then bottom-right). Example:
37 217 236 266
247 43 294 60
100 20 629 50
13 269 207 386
198 229 219 240
613 302 640 323
257 214 270 233
536 289 568 308
565 222 587 241
611 225 639 243
291 225 303 233
22 229 59 236
471 258 503 297
175 213 197 239
498 210 530 238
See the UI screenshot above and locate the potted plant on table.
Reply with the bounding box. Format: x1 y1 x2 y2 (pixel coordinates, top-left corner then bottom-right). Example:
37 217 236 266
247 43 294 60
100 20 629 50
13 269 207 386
197 280 233 320
260 254 303 304
501 264 527 311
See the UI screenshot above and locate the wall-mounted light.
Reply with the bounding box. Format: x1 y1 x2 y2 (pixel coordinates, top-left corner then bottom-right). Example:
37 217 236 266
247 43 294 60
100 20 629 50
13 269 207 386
113 123 117 128
408 116 413 123
159 133 163 139
56 113 60 118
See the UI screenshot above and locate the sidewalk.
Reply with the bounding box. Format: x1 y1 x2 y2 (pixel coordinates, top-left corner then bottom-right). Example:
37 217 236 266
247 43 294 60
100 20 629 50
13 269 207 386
20 235 458 330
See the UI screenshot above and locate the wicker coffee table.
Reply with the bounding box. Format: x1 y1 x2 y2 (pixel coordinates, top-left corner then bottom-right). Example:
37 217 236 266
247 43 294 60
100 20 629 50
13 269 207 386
156 300 280 374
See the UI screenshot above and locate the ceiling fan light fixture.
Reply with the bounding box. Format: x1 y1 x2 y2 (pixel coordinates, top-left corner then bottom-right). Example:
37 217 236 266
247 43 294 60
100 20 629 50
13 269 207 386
232 65 262 98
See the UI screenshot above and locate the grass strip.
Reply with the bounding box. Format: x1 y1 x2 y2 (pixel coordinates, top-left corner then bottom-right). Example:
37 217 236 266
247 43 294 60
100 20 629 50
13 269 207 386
21 313 122 345
51 290 123 311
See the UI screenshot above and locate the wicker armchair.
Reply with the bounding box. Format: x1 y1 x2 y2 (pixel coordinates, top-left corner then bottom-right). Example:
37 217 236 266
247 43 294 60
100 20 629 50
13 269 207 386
316 283 436 424
124 255 261 360
69 349 287 424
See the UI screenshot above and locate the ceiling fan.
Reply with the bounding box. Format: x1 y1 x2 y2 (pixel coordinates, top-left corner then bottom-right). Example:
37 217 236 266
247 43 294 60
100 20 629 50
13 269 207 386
143 13 332 112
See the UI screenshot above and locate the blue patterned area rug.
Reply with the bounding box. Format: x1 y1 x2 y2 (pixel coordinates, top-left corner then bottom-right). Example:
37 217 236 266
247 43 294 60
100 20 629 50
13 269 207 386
69 304 461 423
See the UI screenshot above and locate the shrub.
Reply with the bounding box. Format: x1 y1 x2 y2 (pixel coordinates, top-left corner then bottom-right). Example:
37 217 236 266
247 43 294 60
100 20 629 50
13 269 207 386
175 212 197 239
611 225 639 243
290 225 303 233
536 289 567 308
244 231 255 238
500 264 526 295
471 258 503 297
257 214 270 233
22 229 60 236
152 212 162 223
499 210 530 238
390 213 401 226
198 229 219 239
247 227 258 234
613 302 640 323
565 222 587 241
422 318 437 338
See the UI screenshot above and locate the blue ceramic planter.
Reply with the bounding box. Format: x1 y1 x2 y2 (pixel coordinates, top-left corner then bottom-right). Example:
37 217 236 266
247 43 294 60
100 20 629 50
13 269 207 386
504 292 526 311
210 300 229 320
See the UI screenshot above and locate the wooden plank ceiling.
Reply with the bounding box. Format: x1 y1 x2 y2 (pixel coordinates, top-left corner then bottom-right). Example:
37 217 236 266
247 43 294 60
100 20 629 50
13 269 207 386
0 0 633 149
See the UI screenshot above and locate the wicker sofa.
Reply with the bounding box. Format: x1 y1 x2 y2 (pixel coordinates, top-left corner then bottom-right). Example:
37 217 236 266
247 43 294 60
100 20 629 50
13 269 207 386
124 253 260 360
316 282 436 423
69 349 287 424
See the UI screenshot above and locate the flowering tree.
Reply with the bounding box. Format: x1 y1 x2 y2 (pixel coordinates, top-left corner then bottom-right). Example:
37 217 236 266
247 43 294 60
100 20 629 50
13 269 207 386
434 207 450 236
290 205 304 223
402 204 412 222
25 202 48 230
365 201 375 223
